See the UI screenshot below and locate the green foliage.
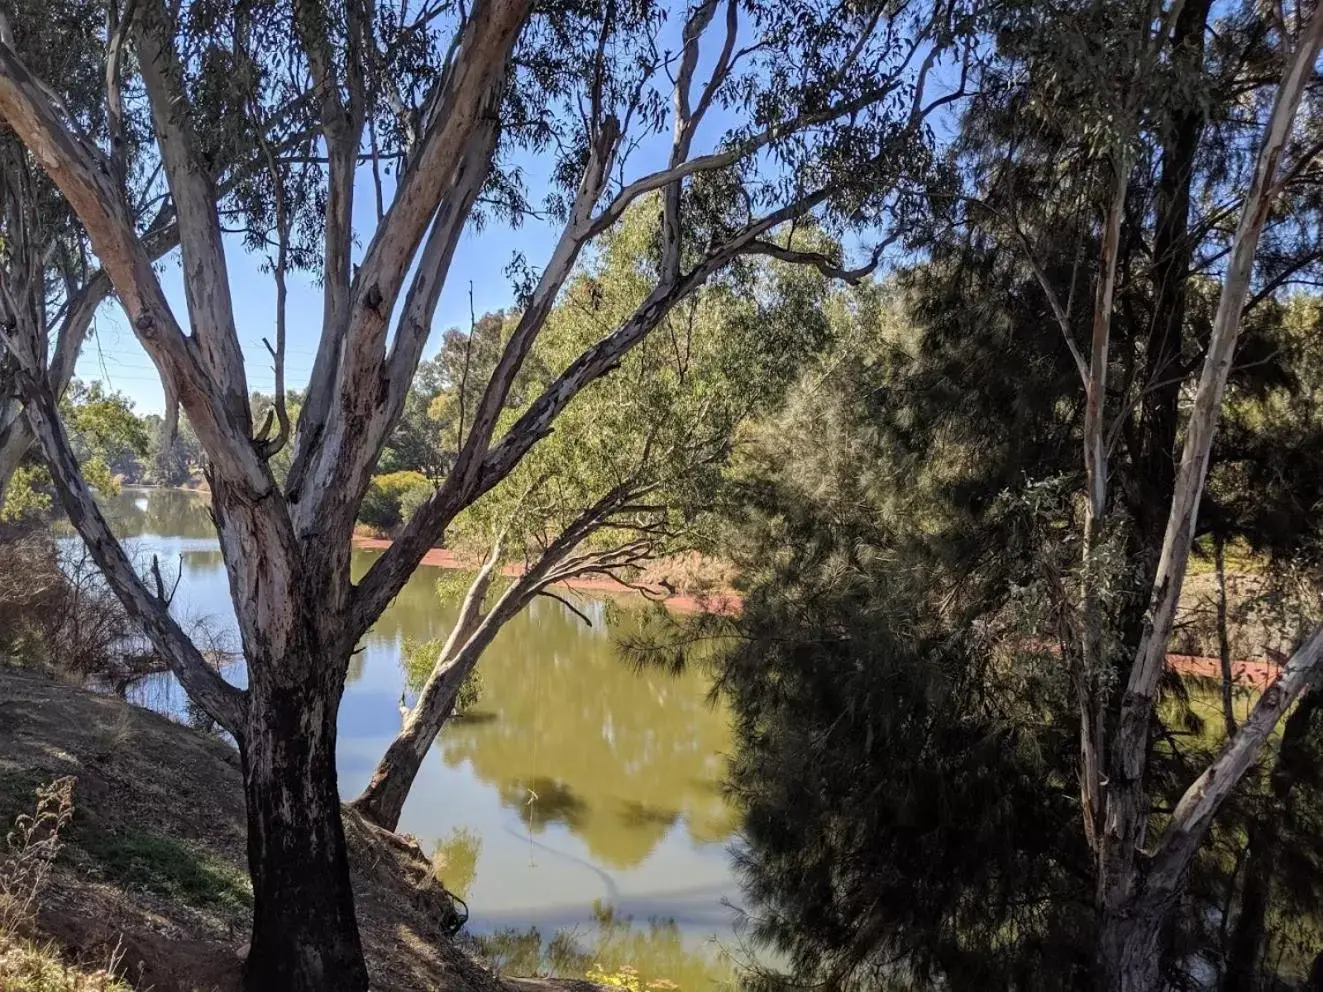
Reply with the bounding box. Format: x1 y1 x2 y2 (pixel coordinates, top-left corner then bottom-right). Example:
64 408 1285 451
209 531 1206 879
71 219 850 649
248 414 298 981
0 936 134 992
0 467 52 523
60 382 149 489
430 827 480 900
720 385 1092 989
143 413 203 488
472 902 729 990
711 267 1323 987
402 638 484 715
3 382 151 521
359 471 433 533
449 203 837 568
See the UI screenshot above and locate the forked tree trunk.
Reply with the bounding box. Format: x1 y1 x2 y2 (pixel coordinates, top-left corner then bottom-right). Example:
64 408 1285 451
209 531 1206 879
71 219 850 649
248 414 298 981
242 645 367 992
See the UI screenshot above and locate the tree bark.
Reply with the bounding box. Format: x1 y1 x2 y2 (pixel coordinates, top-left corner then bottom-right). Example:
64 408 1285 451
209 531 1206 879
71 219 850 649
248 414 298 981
1096 895 1173 992
1215 536 1237 738
241 654 367 992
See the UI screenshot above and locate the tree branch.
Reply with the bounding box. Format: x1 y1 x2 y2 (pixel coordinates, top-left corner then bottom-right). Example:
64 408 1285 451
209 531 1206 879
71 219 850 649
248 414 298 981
5 356 246 736
134 0 249 420
0 37 272 494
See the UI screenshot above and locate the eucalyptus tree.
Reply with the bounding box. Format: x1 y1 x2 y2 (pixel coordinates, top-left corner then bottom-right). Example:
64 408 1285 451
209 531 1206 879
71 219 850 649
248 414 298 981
0 1 323 509
941 0 1323 984
353 206 841 830
0 0 966 987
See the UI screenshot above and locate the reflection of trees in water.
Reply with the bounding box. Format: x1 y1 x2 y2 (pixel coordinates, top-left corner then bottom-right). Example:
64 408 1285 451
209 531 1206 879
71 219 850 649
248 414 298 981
473 900 734 990
435 597 739 869
95 490 738 875
98 488 218 541
433 827 481 900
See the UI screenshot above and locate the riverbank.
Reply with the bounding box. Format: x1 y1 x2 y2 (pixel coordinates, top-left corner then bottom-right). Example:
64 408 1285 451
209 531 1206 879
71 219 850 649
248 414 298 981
352 537 743 616
0 668 588 992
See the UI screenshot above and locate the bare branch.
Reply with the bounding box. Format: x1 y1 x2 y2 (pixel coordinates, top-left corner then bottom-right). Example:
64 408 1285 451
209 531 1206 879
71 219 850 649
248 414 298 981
0 36 271 493
537 589 594 627
743 239 884 284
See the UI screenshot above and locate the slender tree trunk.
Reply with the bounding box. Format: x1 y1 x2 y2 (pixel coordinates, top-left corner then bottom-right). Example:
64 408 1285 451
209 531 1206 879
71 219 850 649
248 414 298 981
354 584 518 831
352 543 503 830
1136 0 1211 552
1223 690 1323 992
352 696 457 832
1079 159 1129 855
1215 536 1237 738
242 647 367 992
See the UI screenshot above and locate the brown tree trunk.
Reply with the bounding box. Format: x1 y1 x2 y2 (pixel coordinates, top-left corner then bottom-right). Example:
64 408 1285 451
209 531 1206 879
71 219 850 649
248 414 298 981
241 658 368 992
1135 0 1211 551
352 698 456 832
1215 537 1237 738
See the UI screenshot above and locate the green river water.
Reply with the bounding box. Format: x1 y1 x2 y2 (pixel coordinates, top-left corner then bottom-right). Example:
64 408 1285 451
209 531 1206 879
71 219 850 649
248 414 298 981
80 487 744 988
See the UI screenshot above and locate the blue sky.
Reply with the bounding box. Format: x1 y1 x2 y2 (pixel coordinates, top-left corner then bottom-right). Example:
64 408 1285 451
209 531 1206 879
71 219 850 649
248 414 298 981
73 165 565 415
70 14 955 417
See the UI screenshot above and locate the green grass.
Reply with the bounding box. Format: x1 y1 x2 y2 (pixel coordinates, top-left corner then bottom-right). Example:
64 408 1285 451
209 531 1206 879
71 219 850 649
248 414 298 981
76 827 251 915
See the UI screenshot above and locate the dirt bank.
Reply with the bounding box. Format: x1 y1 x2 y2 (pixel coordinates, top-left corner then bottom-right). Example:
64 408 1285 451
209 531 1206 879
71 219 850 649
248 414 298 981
352 538 742 616
0 668 576 992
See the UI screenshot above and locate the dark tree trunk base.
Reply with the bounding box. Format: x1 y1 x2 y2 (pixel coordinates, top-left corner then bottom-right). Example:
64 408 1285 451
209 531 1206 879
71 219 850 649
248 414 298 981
242 681 369 992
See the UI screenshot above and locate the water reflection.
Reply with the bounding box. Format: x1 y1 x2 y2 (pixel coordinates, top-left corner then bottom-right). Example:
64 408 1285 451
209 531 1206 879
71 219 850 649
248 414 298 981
474 901 736 990
437 596 739 869
78 488 745 979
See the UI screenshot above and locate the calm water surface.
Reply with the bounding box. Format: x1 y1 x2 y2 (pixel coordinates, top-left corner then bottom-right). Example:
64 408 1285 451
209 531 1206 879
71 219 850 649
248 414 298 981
77 488 743 986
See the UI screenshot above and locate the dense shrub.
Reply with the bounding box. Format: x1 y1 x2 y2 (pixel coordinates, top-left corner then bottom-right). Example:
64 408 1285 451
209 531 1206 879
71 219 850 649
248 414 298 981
358 471 433 533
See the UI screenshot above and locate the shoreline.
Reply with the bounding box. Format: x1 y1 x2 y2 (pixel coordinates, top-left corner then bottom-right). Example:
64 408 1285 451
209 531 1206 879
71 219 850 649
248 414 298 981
351 536 743 616
124 489 1282 684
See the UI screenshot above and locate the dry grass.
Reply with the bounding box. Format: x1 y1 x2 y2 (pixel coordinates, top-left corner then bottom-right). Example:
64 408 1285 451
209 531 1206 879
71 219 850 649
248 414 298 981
0 778 133 992
1 778 75 935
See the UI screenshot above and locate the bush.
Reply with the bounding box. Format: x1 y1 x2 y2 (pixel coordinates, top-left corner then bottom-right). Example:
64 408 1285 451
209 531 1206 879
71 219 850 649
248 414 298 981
0 534 138 677
359 471 432 533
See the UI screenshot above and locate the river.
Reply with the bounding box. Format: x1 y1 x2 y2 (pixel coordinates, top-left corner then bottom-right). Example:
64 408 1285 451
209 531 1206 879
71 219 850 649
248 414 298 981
72 487 743 987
